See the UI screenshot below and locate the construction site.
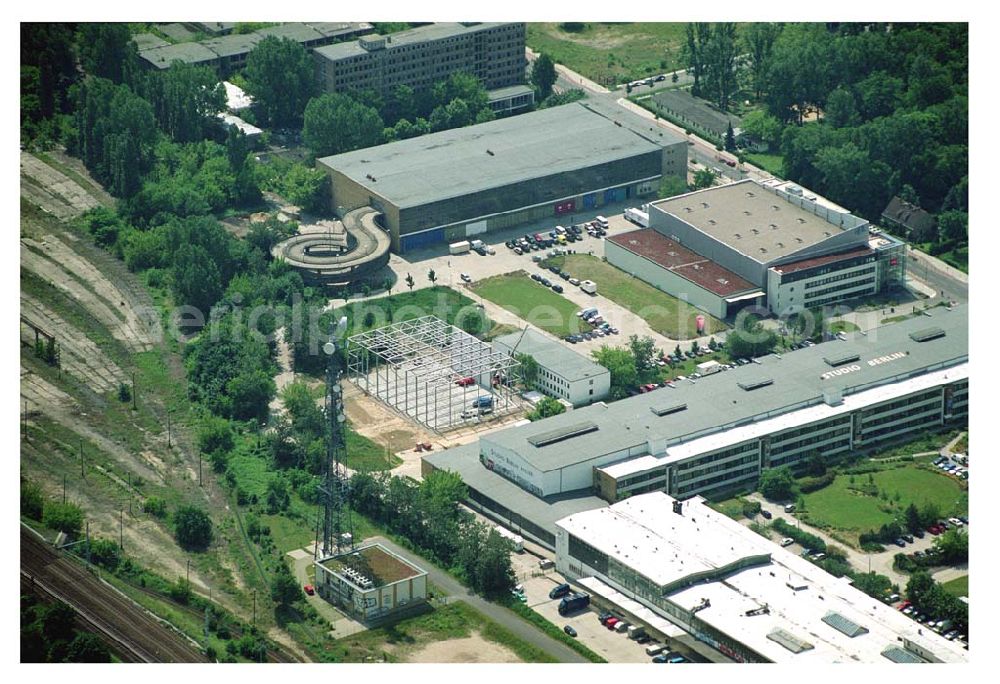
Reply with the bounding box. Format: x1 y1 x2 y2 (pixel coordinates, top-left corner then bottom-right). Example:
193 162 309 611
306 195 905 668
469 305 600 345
346 316 522 432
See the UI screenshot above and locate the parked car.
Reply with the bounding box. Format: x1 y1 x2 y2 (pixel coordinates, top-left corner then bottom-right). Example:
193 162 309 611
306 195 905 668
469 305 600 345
780 538 794 547
303 584 315 595
902 534 914 543
894 538 907 548
549 583 572 599
652 655 670 663
552 284 564 293
460 273 472 282
605 617 620 629
948 517 964 527
455 376 475 387
598 612 613 625
563 625 578 638
761 510 772 520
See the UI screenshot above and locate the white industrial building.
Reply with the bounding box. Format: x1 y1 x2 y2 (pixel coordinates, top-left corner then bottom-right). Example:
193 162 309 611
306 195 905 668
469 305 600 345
555 492 968 663
492 328 610 407
606 179 907 318
315 543 427 623
423 305 967 547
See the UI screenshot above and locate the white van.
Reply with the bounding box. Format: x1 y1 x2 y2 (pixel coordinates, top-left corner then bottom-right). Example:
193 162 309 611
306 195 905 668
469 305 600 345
594 215 609 228
555 225 567 235
646 644 666 656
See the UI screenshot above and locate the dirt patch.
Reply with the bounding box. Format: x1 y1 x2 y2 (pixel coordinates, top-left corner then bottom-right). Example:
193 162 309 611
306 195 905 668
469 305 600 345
342 382 430 451
404 633 523 663
545 25 630 50
21 293 127 393
20 152 102 219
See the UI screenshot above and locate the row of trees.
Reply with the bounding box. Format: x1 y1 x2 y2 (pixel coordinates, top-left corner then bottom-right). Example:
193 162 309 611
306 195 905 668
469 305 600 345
906 571 968 633
349 470 516 599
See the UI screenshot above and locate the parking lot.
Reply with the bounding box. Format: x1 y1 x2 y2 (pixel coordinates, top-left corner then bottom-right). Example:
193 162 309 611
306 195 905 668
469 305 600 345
518 572 656 663
389 206 722 356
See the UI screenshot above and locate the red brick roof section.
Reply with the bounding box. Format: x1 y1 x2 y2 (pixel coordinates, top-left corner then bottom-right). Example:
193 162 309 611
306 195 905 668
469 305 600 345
769 246 875 275
608 229 760 297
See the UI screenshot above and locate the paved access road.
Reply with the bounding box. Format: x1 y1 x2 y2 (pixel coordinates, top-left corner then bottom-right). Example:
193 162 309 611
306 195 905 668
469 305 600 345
367 535 589 663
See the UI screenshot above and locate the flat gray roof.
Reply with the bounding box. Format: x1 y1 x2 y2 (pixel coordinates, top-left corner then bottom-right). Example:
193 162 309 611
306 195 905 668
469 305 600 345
305 22 373 38
654 180 859 262
314 22 516 61
139 41 220 69
255 22 324 43
487 84 536 101
132 33 169 51
318 103 664 209
199 33 261 58
494 329 607 383
478 305 968 473
580 98 686 148
423 443 607 538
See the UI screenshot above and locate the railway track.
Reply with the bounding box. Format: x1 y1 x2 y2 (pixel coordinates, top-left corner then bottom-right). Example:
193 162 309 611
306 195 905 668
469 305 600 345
21 525 208 663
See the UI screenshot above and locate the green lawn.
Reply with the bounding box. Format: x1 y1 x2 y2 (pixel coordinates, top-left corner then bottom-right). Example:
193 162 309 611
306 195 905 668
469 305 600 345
829 320 861 334
802 464 967 534
526 23 687 86
471 271 583 337
941 575 968 598
335 286 490 337
744 152 785 177
544 254 727 339
327 600 557 663
344 428 402 473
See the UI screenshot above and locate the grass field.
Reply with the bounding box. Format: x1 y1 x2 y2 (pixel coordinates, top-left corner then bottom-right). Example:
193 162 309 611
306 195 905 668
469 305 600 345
334 286 491 339
471 271 583 337
543 254 726 339
744 152 785 177
941 575 968 598
344 427 403 472
327 600 556 663
527 23 686 86
802 463 967 534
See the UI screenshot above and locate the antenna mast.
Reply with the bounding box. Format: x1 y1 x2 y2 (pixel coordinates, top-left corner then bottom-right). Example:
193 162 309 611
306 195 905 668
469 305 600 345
317 316 354 559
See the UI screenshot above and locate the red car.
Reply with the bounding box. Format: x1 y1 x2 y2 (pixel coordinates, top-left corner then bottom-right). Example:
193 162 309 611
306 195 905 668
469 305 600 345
897 600 911 612
455 377 475 387
605 617 620 630
928 525 943 535
303 584 315 596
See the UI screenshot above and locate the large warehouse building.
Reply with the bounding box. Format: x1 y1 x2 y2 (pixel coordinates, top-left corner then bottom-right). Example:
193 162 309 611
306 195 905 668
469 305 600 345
317 102 687 252
606 179 907 317
423 304 967 546
555 492 968 663
314 22 526 98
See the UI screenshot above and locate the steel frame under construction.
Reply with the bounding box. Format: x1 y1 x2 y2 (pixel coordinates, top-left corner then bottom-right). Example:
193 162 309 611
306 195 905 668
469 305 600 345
346 316 520 432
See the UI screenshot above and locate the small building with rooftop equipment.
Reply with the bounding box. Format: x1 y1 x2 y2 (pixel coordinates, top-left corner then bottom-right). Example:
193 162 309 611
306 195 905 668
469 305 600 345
315 543 427 623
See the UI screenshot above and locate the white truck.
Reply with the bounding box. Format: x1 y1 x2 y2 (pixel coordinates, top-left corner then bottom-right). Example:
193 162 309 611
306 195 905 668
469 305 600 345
494 525 524 552
624 207 650 227
449 240 470 255
580 280 597 295
470 239 485 250
628 625 647 640
696 360 722 375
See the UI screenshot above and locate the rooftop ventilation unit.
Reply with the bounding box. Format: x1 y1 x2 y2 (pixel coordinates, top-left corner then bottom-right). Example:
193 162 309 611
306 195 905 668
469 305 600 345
527 421 599 447
824 353 860 366
822 611 869 638
910 327 945 343
738 378 773 391
649 402 687 417
767 628 814 654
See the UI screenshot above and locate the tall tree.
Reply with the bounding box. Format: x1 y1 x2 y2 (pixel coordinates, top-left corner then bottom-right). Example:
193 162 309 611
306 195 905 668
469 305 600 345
21 23 77 119
174 506 213 550
683 23 712 97
703 22 739 110
138 62 225 142
244 36 316 128
825 87 859 128
743 23 782 101
303 92 384 156
76 23 137 84
627 334 657 373
591 345 638 399
530 53 557 100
